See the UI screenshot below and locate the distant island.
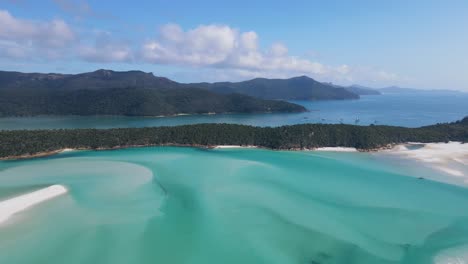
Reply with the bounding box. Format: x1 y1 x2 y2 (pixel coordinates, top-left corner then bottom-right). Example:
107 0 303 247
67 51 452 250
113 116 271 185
345 85 382 95
2 69 464 117
379 86 464 94
0 69 367 117
1 117 466 159
0 70 308 116
188 76 360 100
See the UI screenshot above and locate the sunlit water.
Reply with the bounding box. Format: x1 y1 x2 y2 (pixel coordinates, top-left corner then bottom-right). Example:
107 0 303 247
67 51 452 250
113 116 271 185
1 147 468 264
1 92 467 130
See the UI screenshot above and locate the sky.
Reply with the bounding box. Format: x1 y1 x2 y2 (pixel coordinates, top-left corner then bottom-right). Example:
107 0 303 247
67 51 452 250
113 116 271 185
0 0 467 90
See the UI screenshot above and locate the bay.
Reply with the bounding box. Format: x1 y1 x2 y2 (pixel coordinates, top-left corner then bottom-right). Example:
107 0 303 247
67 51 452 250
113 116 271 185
1 92 467 130
1 147 468 264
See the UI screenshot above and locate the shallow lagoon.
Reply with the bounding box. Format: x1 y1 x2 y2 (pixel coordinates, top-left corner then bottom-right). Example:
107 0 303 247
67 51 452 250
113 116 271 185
1 147 468 264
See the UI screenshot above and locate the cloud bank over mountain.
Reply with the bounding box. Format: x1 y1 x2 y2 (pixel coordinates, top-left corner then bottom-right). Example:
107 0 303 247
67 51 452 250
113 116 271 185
0 8 397 85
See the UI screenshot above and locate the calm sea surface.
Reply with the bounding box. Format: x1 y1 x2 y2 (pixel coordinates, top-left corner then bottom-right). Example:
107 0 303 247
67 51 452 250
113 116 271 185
1 147 468 264
0 92 467 130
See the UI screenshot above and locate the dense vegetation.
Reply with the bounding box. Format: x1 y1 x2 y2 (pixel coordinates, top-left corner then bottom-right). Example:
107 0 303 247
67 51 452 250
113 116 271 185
1 117 466 159
189 76 360 100
0 69 178 90
0 86 306 116
3 69 374 116
0 70 361 102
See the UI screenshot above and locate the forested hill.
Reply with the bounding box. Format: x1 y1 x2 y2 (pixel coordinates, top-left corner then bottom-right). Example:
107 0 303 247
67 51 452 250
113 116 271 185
188 76 359 100
0 87 306 116
1 117 466 159
0 69 309 116
0 70 359 101
0 69 179 90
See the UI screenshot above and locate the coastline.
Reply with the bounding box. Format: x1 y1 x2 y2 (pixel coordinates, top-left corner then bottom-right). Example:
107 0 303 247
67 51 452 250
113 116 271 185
0 143 407 161
313 147 358 152
0 185 68 225
4 142 467 188
0 144 387 160
378 142 468 182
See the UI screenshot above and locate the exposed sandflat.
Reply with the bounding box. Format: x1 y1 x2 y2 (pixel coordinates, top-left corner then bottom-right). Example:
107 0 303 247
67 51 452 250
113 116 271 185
0 185 67 225
214 145 257 149
383 142 468 181
314 147 358 152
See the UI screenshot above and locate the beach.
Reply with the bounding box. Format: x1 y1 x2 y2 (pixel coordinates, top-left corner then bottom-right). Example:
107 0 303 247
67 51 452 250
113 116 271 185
314 147 358 152
379 142 468 184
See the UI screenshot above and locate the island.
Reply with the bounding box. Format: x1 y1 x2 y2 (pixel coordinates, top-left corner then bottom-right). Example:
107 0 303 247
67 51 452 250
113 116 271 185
1 117 466 159
0 69 369 117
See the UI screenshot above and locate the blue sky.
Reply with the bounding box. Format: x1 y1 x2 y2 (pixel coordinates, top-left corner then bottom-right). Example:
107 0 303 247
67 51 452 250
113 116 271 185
1 0 467 90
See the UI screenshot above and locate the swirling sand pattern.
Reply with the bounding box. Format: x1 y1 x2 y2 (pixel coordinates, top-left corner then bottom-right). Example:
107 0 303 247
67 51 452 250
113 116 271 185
0 147 468 264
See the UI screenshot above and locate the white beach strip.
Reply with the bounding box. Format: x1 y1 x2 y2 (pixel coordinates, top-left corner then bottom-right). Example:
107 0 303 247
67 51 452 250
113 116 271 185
314 147 358 152
214 145 257 149
383 142 468 179
60 148 74 153
0 185 67 224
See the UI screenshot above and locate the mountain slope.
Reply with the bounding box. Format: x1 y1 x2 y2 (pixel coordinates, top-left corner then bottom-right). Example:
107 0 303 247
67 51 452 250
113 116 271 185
346 85 381 95
0 87 306 117
0 69 178 90
188 76 360 100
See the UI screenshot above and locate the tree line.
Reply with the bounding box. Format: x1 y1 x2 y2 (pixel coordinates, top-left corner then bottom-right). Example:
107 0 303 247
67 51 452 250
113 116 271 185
0 117 467 158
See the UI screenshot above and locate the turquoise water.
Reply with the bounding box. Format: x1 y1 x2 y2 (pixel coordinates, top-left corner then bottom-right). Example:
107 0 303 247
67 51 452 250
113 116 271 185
1 147 468 264
1 92 467 130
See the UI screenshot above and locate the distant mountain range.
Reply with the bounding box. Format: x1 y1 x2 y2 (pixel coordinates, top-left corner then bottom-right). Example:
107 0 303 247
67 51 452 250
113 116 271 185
0 70 308 116
188 76 360 100
0 70 362 117
1 69 459 117
345 85 381 95
0 69 179 91
346 84 464 95
379 86 464 94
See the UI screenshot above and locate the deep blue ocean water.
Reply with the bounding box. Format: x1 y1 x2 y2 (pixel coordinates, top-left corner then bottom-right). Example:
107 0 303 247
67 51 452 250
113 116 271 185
0 92 467 130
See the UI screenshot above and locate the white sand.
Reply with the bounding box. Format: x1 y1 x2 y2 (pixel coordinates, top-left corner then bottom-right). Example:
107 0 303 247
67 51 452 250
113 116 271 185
383 142 468 181
214 145 257 149
60 148 74 153
0 185 67 225
314 147 358 152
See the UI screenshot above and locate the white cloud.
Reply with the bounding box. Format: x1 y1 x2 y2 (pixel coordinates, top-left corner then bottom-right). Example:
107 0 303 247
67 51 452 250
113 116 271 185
140 23 396 84
78 32 133 63
142 24 238 66
0 10 75 48
0 11 399 85
0 9 75 60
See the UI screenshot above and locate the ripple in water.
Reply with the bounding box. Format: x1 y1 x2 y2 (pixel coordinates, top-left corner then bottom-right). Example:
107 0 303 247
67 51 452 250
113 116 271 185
1 147 468 264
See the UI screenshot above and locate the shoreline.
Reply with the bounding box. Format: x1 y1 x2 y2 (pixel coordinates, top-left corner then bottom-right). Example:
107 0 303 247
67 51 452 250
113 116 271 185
0 185 68 225
0 143 394 161
379 142 468 182
1 142 467 186
0 109 306 120
0 141 464 163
